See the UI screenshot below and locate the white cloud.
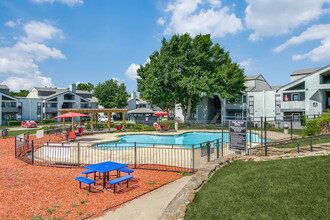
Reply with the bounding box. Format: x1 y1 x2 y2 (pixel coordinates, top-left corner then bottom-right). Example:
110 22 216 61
125 58 150 81
0 21 65 91
245 0 330 41
125 63 140 80
5 21 16 28
157 17 166 26
239 59 252 71
22 21 64 43
274 24 330 62
163 0 242 38
31 0 83 7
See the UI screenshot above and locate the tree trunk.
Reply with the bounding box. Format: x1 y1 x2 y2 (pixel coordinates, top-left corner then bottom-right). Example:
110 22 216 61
185 97 192 121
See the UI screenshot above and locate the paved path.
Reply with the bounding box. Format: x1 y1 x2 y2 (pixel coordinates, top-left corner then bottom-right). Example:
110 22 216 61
94 176 191 220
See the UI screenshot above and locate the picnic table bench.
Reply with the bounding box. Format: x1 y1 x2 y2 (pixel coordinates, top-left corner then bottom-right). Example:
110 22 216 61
118 168 134 177
75 176 95 192
108 175 133 193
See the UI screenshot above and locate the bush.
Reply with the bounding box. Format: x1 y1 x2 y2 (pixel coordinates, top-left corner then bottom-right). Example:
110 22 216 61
135 124 144 131
41 119 55 124
84 122 90 130
302 112 330 136
34 120 39 124
125 123 135 129
144 126 156 131
7 121 21 126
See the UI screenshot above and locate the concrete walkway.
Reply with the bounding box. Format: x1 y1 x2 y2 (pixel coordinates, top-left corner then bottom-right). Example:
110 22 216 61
94 176 191 220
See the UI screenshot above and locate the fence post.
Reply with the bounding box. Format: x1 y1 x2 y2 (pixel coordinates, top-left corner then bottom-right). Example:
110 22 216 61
297 142 300 153
216 139 219 158
207 141 210 162
15 136 17 157
264 117 267 156
134 142 137 169
310 137 313 152
31 140 34 165
260 117 263 145
290 116 293 140
77 142 80 166
249 117 252 156
221 118 224 157
192 144 195 173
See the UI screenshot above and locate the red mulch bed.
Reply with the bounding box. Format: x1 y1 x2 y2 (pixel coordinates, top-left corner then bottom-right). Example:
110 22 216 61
0 136 182 219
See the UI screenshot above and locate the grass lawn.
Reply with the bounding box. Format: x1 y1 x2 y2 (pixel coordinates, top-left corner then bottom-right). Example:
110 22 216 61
7 127 50 137
271 134 330 148
185 156 329 220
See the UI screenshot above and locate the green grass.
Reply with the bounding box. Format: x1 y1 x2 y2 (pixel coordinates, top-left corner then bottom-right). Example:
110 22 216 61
271 134 330 148
185 156 329 220
7 127 50 137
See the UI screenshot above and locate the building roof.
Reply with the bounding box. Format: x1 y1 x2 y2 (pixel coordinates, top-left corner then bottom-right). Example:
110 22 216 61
271 86 282 90
32 87 96 101
291 67 322 76
245 75 261 80
0 85 9 89
128 108 156 114
244 86 255 92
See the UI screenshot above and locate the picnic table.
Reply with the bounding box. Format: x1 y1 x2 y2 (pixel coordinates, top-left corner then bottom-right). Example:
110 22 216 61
84 161 127 191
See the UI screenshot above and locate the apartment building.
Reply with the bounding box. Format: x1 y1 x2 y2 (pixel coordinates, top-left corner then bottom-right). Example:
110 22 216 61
175 64 330 123
0 83 98 125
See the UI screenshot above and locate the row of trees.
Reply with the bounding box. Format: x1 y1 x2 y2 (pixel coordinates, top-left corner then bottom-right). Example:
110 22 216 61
137 33 245 120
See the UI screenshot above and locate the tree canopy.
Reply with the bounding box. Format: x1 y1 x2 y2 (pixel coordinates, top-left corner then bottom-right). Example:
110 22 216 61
93 79 128 108
137 33 246 120
77 82 94 92
10 90 29 97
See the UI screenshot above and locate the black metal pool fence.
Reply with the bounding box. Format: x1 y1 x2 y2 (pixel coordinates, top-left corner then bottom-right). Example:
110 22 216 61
15 136 228 173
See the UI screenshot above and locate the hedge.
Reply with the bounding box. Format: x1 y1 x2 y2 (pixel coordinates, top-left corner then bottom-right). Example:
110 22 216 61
7 121 21 126
303 112 330 136
41 119 55 124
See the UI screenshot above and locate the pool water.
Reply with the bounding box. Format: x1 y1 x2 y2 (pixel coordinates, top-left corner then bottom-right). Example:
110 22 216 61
94 132 269 149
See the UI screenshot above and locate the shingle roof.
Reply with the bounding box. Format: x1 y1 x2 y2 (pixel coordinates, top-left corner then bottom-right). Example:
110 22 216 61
128 108 156 114
245 75 261 80
271 86 282 90
291 67 322 76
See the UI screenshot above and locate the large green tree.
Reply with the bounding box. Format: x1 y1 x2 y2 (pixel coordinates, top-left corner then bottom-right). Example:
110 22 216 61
137 33 246 120
93 79 128 108
10 90 29 97
77 82 94 92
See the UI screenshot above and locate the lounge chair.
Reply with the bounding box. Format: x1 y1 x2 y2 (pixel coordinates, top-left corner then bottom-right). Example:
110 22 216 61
163 124 170 131
69 132 76 142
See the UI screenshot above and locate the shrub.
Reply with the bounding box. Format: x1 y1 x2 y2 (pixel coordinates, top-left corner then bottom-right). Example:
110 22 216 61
300 115 307 126
135 124 144 131
144 126 156 131
125 123 135 129
84 122 90 130
302 112 330 136
7 121 21 126
34 120 39 124
41 119 55 124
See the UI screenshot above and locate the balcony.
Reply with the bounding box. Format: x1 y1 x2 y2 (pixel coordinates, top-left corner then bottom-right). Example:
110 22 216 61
281 101 305 112
1 107 19 113
226 103 246 110
45 107 58 113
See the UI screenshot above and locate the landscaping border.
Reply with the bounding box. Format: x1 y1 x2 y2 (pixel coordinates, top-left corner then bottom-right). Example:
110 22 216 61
161 143 330 220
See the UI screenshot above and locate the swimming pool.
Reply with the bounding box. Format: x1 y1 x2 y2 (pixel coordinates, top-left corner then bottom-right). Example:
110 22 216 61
94 132 270 149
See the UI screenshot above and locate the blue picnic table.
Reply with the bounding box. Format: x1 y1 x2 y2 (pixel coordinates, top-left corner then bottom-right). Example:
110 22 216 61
84 161 127 191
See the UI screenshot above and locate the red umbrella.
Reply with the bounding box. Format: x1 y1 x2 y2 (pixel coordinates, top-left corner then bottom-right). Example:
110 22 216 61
153 111 169 116
53 112 89 118
53 112 89 131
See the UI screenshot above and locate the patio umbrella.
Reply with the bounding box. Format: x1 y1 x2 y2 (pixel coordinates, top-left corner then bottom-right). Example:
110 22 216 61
53 112 89 131
154 111 169 126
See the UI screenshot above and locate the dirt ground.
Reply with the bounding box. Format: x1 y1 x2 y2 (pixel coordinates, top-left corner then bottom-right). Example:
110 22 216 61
0 136 181 220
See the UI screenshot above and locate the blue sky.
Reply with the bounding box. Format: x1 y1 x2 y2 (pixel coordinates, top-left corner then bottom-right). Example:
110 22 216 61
0 0 329 92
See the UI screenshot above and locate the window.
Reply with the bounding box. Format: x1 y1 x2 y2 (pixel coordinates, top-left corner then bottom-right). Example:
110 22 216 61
292 113 300 122
249 96 254 116
292 93 299 101
235 113 242 120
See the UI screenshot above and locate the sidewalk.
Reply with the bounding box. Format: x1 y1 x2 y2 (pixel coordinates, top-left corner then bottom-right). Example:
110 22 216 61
94 175 191 220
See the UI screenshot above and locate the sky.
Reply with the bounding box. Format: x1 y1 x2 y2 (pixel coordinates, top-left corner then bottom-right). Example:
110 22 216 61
0 0 329 92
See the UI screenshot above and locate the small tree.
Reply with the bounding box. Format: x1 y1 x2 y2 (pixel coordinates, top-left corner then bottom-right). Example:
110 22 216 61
77 82 94 92
93 79 128 108
9 90 29 97
137 33 245 120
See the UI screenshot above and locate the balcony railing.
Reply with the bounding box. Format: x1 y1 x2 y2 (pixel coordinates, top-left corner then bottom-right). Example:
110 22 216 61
226 103 247 110
281 101 305 110
1 107 19 113
45 107 58 113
